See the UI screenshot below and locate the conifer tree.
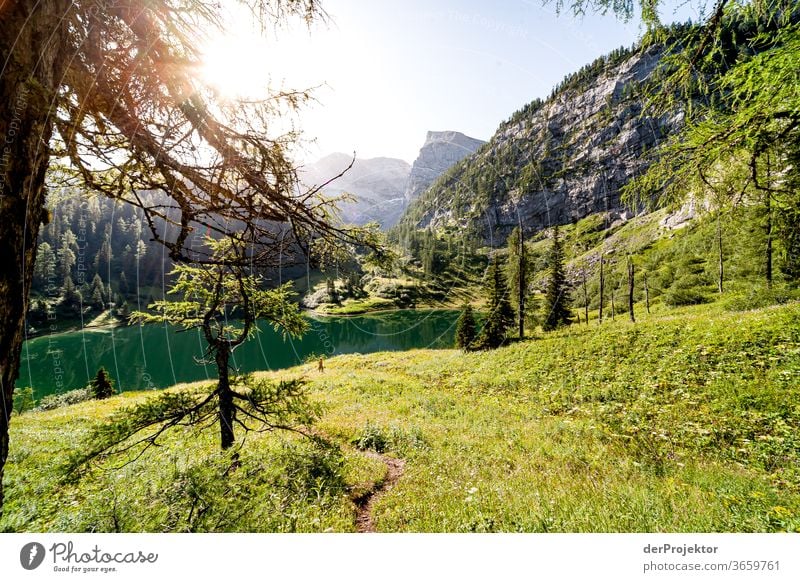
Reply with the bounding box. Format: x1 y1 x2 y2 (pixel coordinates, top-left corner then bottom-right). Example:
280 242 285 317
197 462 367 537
119 272 130 297
475 256 515 349
61 276 83 316
90 368 116 400
326 278 340 304
0 0 379 512
506 226 528 338
542 226 572 331
129 239 309 452
90 274 106 310
454 304 478 351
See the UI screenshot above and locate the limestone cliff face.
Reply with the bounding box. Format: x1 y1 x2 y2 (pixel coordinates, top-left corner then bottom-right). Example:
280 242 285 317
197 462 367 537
398 44 683 244
403 131 485 203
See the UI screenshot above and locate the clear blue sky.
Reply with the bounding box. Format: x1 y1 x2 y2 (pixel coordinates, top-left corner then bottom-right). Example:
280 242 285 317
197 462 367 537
247 0 701 163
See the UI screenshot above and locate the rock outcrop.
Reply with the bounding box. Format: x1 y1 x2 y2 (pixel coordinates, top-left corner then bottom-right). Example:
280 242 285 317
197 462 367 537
403 131 485 202
398 44 683 245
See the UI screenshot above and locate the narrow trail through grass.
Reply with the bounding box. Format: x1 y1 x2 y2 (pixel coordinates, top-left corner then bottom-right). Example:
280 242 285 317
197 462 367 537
352 452 406 533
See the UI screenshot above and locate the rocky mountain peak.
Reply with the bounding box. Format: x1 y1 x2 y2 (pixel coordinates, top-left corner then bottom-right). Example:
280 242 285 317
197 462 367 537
404 131 485 202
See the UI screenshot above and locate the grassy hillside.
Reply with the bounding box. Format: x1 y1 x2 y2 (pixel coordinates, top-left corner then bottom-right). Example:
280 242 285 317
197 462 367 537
3 301 800 532
498 203 800 323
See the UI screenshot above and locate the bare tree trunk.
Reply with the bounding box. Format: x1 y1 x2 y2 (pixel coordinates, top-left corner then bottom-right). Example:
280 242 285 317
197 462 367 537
643 272 651 314
582 268 589 325
598 256 605 323
627 258 635 323
518 227 525 339
757 151 774 289
215 346 235 450
717 210 724 294
0 0 70 514
753 152 775 289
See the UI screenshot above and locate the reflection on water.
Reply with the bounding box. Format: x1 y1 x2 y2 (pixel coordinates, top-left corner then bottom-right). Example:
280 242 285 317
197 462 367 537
20 310 460 398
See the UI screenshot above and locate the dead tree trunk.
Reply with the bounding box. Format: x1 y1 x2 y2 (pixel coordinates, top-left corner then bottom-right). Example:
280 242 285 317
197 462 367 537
627 257 635 323
717 210 724 294
643 272 651 314
610 285 616 321
518 227 525 339
598 256 605 323
752 151 775 289
582 267 589 325
766 192 773 289
0 0 71 514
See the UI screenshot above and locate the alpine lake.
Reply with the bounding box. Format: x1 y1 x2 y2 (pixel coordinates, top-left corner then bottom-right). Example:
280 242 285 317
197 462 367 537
19 309 461 399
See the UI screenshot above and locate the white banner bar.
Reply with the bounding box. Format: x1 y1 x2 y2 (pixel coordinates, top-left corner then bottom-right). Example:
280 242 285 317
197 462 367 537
1 534 798 582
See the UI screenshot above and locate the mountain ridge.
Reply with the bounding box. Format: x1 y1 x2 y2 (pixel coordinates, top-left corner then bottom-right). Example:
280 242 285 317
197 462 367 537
299 154 411 228
403 130 486 203
299 129 485 229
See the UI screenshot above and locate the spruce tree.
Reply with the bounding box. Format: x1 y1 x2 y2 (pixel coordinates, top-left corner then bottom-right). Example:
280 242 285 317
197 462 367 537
90 368 116 400
326 278 340 304
475 256 515 349
454 304 478 350
119 272 129 297
542 226 572 331
61 276 83 316
90 274 106 310
506 226 528 338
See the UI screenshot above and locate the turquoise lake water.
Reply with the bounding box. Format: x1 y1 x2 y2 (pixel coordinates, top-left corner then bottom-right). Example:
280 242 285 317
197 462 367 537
19 310 460 398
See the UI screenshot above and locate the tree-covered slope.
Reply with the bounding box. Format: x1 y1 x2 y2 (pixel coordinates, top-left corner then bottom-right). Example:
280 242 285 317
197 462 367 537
395 40 682 246
395 8 798 248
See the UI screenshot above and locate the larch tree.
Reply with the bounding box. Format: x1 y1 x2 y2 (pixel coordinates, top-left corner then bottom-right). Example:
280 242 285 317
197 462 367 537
126 239 308 452
0 0 377 513
555 1 799 285
615 1 800 286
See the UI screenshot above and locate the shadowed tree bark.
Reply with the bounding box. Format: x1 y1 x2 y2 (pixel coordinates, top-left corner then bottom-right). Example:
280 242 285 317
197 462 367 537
0 0 73 512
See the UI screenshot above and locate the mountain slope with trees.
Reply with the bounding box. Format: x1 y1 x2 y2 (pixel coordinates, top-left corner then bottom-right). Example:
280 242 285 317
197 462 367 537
397 6 799 249
395 39 683 245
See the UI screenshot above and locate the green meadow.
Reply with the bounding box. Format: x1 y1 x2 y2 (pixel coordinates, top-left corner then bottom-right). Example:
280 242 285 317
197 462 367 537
4 300 799 532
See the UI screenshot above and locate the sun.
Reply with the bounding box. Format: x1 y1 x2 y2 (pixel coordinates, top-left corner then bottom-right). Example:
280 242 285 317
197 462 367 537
200 34 273 100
